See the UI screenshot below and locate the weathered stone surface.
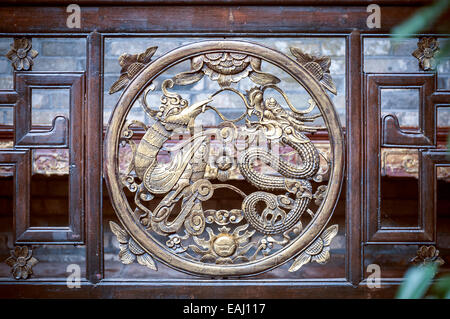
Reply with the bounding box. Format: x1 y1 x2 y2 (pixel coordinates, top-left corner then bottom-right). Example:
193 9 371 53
33 57 83 71
364 38 393 56
381 88 420 110
104 57 121 73
438 58 450 74
0 59 9 74
437 107 450 128
381 110 419 127
390 39 418 56
438 76 450 90
40 39 86 57
365 57 419 73
0 108 13 125
321 39 346 56
0 38 13 55
0 76 13 90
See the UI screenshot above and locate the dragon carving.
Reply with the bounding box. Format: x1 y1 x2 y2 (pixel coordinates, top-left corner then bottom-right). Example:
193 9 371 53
107 43 341 274
129 79 322 237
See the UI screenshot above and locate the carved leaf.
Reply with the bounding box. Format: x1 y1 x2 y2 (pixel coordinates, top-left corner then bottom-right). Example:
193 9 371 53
249 57 262 70
290 47 313 64
189 244 209 255
313 249 330 264
191 55 204 70
249 71 281 86
111 46 158 94
127 62 145 78
174 69 204 86
28 49 39 59
119 248 135 264
304 62 323 80
109 221 129 244
288 252 312 272
305 237 324 256
218 74 232 87
289 224 338 272
137 253 157 271
316 56 331 71
137 46 158 64
109 74 129 94
321 73 337 95
412 48 423 59
128 237 145 255
321 224 338 246
22 58 31 71
27 256 39 268
5 256 16 267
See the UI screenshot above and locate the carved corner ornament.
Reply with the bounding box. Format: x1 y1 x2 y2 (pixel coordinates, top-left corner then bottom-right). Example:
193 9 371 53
411 245 445 267
6 38 38 71
109 46 158 94
290 47 337 95
110 221 157 271
104 41 344 277
4 246 38 280
289 224 338 272
412 37 440 71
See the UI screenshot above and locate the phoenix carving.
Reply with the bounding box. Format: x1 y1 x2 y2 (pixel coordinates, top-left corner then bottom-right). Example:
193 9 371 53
105 41 344 277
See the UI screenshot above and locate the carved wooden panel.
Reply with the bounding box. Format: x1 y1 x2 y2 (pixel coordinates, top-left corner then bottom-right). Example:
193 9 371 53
0 1 448 299
104 40 344 277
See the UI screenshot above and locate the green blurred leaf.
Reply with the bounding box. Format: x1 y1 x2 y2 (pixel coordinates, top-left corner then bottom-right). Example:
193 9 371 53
447 134 450 153
430 275 450 299
392 0 450 38
396 264 437 299
436 41 450 60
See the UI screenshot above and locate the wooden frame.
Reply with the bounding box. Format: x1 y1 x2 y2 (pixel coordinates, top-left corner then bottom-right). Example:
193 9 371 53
365 73 439 242
420 150 450 244
0 1 448 298
0 150 30 243
4 73 86 244
14 72 84 148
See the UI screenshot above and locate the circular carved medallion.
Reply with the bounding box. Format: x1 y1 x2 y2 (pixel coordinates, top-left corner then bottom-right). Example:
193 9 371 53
104 40 344 277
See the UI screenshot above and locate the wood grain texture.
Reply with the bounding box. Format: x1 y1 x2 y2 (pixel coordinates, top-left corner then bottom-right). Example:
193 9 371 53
85 31 104 283
0 0 436 5
365 73 442 243
0 5 447 34
0 280 399 299
13 72 85 244
346 31 362 286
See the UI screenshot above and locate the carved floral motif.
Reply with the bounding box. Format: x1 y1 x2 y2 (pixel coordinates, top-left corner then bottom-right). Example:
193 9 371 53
411 245 445 267
412 37 440 71
109 221 157 270
290 47 337 95
289 224 338 272
174 53 280 88
4 246 39 280
189 225 255 264
6 38 38 71
109 46 158 94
